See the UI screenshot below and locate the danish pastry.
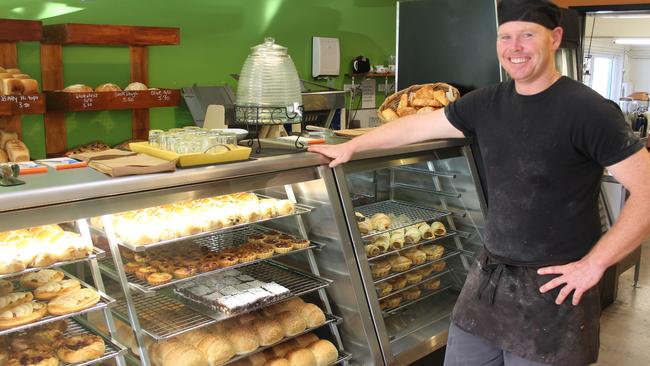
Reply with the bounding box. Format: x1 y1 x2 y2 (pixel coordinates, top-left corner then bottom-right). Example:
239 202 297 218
0 302 47 329
56 334 105 363
6 350 58 366
0 292 33 312
34 279 81 300
0 280 13 296
19 269 65 289
47 288 100 315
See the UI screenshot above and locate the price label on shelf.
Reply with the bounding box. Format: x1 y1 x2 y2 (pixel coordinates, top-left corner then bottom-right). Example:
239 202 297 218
117 91 139 103
150 89 171 102
74 93 98 109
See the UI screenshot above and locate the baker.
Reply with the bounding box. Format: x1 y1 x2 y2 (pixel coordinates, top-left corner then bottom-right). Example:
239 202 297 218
308 0 650 364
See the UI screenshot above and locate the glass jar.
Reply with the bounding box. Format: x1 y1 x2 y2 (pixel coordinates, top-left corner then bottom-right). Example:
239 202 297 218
148 129 164 148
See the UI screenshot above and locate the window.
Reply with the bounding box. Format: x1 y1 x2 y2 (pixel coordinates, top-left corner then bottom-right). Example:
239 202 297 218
584 53 623 100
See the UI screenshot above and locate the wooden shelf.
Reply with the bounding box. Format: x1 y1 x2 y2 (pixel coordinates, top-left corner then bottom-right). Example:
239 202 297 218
45 89 180 112
0 19 42 42
42 23 179 46
0 94 45 116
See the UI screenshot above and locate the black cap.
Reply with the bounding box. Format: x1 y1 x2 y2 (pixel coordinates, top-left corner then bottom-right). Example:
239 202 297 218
497 0 561 30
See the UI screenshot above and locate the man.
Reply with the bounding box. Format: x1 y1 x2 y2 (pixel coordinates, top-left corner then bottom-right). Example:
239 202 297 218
308 0 650 364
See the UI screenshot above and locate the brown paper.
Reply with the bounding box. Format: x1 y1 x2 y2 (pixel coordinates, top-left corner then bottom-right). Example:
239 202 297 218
88 154 177 177
70 149 137 162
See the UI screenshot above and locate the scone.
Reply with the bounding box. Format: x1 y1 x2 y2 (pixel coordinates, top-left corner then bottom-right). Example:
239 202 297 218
422 278 441 291
388 255 412 272
47 288 100 315
405 272 423 285
0 302 47 329
33 279 81 300
388 275 407 290
57 334 105 363
19 269 65 289
308 339 338 366
431 260 447 272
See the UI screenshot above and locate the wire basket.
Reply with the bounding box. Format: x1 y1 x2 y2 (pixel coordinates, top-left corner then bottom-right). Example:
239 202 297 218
377 82 460 124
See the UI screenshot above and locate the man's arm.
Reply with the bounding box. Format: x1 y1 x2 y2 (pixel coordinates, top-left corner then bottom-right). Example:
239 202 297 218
539 148 650 305
307 108 464 167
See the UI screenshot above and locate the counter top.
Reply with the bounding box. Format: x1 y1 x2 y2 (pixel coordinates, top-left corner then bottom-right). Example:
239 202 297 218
0 138 470 214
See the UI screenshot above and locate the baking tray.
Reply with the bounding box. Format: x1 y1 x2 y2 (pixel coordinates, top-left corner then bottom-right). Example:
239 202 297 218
373 250 461 285
91 199 315 252
366 230 458 262
129 141 251 167
98 225 323 294
355 200 451 240
376 269 451 301
0 247 106 280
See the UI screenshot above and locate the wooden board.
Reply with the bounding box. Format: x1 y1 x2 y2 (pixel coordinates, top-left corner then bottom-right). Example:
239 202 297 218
42 23 180 46
333 127 375 137
45 89 180 112
130 46 149 140
0 43 17 68
0 19 42 42
0 94 46 116
44 111 66 157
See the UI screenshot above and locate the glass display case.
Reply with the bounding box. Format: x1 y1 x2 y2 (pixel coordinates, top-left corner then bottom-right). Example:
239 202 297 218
332 140 487 365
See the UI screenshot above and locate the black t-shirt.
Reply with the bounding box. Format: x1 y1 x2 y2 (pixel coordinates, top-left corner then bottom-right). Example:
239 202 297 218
445 76 643 265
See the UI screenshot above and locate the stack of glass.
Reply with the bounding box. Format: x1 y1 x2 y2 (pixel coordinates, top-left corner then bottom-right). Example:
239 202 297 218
236 37 303 124
148 126 237 154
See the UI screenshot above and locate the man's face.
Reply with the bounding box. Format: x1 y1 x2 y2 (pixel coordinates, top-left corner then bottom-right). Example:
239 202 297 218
496 21 563 84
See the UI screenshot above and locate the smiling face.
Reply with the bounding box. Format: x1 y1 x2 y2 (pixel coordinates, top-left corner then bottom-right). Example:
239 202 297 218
497 21 563 94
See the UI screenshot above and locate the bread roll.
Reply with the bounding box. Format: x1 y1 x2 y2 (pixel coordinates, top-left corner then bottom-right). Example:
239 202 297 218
248 352 268 366
19 79 39 95
265 358 290 366
0 149 7 163
1 78 24 95
308 340 338 366
177 328 209 346
381 108 399 122
285 348 317 366
293 333 318 348
197 333 236 366
11 74 30 80
125 81 148 90
276 310 307 337
5 69 20 75
63 84 93 93
95 83 122 92
159 341 208 366
298 303 326 328
5 139 29 162
252 318 284 346
0 73 12 79
227 324 260 354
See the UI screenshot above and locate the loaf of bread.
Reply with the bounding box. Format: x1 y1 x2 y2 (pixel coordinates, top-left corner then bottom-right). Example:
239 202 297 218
0 73 12 79
19 79 39 95
63 84 93 93
11 74 29 80
0 130 18 149
1 79 24 95
0 149 7 163
95 83 121 92
5 139 29 162
5 68 20 75
125 81 148 91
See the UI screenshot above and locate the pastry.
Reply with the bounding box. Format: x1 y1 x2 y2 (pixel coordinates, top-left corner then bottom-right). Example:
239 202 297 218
95 83 122 92
370 260 391 279
370 213 392 231
62 84 93 93
403 249 426 265
376 282 393 297
237 250 257 263
237 312 260 325
293 333 319 348
385 295 402 309
255 244 275 259
248 352 269 366
389 230 405 249
264 297 305 317
47 288 100 315
388 255 412 272
308 340 338 366
273 241 294 254
173 266 196 279
388 276 407 290
355 212 372 234
217 255 239 268
0 302 47 329
285 348 317 366
56 334 105 363
147 272 173 285
151 339 208 366
423 278 441 291
421 244 445 261
276 310 307 337
5 69 21 75
404 226 421 244
372 235 390 253
20 269 64 289
25 321 66 349
417 222 434 240
291 239 310 249
298 303 326 328
265 358 291 366
431 260 447 272
227 324 261 354
248 233 266 243
252 318 284 346
0 149 7 163
34 279 81 300
405 272 423 285
123 261 142 274
364 244 380 257
0 292 33 311
0 280 13 296
124 81 148 91
275 200 295 216
415 265 435 277
431 221 447 236
258 199 278 219
403 287 422 301
197 333 236 366
6 350 58 366
10 332 55 352
136 266 158 281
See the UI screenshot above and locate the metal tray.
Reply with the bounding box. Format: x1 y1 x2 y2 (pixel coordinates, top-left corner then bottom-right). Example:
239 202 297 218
173 261 333 322
0 247 106 280
366 231 457 262
382 285 453 317
92 198 315 252
111 261 332 341
99 226 323 294
221 314 342 366
61 318 128 366
355 200 451 240
376 269 451 301
373 250 461 285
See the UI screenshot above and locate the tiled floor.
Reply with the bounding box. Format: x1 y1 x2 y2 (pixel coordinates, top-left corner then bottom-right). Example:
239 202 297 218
596 241 650 366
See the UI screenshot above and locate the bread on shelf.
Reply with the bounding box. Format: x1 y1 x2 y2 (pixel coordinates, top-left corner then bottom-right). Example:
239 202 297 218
4 139 29 162
62 84 93 93
95 83 122 92
125 81 148 91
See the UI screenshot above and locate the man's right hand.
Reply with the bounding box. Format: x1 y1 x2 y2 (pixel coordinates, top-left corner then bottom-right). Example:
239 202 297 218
307 141 356 167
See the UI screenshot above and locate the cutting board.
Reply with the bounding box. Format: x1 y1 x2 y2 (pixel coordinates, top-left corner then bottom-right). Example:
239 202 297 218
333 127 375 137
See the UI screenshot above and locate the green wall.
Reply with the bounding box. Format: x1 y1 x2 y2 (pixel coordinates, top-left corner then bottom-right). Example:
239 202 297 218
1 0 397 159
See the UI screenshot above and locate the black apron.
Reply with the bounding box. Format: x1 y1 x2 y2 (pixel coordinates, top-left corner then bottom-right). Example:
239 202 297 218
451 249 601 365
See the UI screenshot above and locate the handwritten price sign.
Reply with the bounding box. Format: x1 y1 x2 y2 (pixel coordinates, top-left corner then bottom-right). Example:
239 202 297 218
74 93 98 109
150 89 172 102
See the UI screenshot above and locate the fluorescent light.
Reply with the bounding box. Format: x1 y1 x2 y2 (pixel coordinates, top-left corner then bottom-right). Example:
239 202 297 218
614 38 650 45
600 14 650 19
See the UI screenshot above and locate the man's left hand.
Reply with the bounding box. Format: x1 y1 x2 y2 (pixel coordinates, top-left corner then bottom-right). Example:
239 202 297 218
537 259 606 305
